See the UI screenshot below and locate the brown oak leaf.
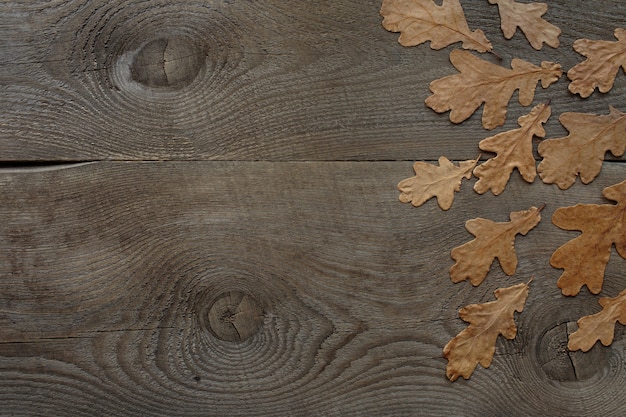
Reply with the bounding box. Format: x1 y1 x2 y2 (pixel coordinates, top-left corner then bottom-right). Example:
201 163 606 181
537 106 626 190
488 0 560 50
474 103 551 195
550 180 626 296
444 280 531 381
450 206 542 286
568 289 626 352
568 28 626 98
380 0 492 52
398 156 478 210
425 50 561 129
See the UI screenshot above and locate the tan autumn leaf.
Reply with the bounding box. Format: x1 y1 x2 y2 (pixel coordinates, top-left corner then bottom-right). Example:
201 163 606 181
398 156 478 210
444 280 531 381
568 28 626 98
537 106 626 190
488 0 560 50
568 289 626 352
380 0 492 52
425 50 561 130
550 180 626 296
450 206 542 286
474 103 551 195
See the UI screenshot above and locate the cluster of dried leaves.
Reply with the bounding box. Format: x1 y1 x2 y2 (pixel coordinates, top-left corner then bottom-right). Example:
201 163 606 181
382 0 626 382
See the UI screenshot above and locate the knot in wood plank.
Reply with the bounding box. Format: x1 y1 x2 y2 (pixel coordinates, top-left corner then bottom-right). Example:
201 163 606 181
207 291 264 342
130 37 206 89
536 322 606 381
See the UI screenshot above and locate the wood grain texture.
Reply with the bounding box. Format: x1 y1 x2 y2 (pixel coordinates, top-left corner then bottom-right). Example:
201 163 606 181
1 0 625 161
2 1 626 415
1 161 624 416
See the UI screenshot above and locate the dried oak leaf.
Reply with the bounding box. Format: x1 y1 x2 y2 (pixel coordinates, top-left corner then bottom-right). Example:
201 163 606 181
398 156 478 210
568 289 626 352
537 106 626 190
444 280 531 381
450 206 542 286
488 0 560 50
568 28 626 98
550 180 626 296
380 0 492 52
474 103 551 195
425 50 561 130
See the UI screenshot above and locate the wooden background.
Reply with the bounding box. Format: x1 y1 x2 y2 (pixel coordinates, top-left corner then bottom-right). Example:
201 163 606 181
1 0 625 415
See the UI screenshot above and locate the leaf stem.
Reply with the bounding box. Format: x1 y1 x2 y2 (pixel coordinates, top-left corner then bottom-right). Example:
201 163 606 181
489 49 503 61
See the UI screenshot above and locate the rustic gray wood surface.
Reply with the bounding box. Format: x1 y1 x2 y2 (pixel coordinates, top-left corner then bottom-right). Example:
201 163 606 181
1 162 625 416
1 0 625 416
1 0 625 161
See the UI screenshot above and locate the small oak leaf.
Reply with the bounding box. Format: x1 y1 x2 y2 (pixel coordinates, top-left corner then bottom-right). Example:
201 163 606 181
537 106 626 190
568 289 626 352
488 0 560 50
444 280 531 381
450 206 542 286
474 103 551 195
551 180 626 296
398 156 478 210
568 28 626 98
425 50 561 130
380 0 492 52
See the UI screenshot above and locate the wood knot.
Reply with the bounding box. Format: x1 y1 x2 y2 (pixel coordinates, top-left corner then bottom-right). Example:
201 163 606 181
207 291 263 342
537 322 607 381
130 36 205 88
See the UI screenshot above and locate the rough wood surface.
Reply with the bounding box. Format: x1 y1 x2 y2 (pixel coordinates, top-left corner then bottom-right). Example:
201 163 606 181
2 0 626 415
1 162 625 416
1 0 625 161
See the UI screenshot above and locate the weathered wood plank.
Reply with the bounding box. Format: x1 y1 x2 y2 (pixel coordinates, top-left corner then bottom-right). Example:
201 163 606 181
1 161 624 416
1 0 625 161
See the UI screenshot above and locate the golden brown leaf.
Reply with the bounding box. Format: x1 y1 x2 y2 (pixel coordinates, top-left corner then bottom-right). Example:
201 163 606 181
550 180 626 296
398 156 478 210
425 50 561 129
537 106 626 190
568 289 626 352
380 0 492 52
444 280 531 381
474 103 551 195
568 28 626 98
488 0 560 50
450 206 542 286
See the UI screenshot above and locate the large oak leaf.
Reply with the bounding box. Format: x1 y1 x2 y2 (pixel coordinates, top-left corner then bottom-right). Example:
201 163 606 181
488 0 560 50
398 156 478 210
568 289 626 352
450 206 542 286
425 50 561 129
380 0 492 52
474 103 551 195
537 106 626 190
568 28 626 98
551 180 626 296
444 280 531 381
